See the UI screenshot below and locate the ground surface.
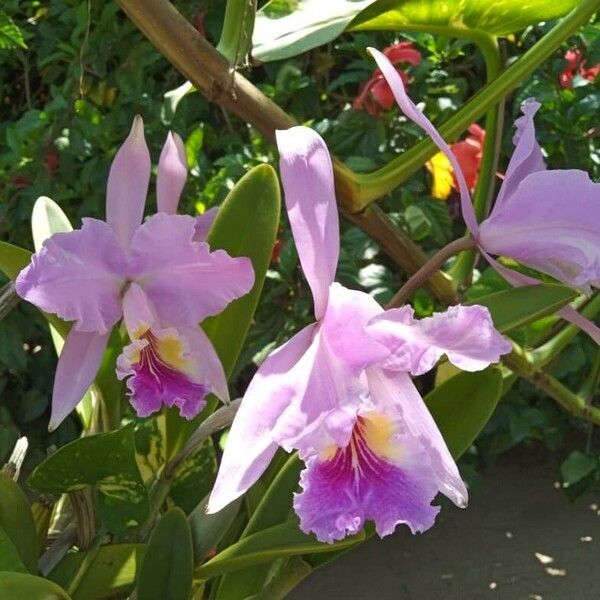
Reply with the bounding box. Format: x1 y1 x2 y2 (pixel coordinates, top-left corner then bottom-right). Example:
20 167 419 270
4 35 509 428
291 445 600 600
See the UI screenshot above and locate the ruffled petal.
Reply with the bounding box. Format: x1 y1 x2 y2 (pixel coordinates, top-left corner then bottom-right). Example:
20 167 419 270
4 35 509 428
157 131 187 215
367 368 468 507
368 47 478 236
129 213 254 326
494 99 545 210
294 408 441 542
105 116 151 249
50 330 110 431
367 304 511 376
276 127 339 319
479 169 600 292
15 218 127 333
207 324 316 514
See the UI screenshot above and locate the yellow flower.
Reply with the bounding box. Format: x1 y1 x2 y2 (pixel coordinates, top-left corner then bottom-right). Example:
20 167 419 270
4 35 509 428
425 151 454 200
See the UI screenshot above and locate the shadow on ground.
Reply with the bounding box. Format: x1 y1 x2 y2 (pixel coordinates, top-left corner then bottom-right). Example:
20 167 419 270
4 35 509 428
291 446 600 600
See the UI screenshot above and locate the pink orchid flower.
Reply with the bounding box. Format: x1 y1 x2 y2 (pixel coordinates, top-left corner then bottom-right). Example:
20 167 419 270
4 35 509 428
16 117 254 429
208 126 510 542
370 47 600 345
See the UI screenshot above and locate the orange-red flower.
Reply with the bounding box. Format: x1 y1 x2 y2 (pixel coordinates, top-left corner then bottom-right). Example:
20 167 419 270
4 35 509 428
354 42 421 117
559 48 600 88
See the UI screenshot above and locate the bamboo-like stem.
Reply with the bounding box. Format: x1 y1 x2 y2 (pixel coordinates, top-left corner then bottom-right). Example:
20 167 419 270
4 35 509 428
503 347 600 426
387 235 474 308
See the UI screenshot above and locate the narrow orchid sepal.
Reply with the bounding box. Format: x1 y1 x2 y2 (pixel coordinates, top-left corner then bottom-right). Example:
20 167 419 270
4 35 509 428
49 330 110 431
276 127 340 320
105 115 151 249
157 131 187 215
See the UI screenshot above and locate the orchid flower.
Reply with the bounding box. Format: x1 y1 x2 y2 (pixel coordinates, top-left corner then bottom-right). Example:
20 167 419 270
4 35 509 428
16 117 254 430
208 126 510 542
370 47 600 345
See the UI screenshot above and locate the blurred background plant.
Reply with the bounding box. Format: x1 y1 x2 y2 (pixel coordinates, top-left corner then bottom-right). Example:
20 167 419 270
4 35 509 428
1 0 600 522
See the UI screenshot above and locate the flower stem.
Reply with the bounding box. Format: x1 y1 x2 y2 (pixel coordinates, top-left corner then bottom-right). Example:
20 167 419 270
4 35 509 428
503 346 600 426
387 235 475 308
65 532 104 597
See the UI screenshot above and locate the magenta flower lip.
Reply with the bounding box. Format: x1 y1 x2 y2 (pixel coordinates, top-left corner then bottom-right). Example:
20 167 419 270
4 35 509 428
16 117 254 429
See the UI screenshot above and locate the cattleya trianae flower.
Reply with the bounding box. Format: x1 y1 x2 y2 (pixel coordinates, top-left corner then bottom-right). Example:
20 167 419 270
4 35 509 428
208 126 510 542
371 47 600 344
16 117 254 429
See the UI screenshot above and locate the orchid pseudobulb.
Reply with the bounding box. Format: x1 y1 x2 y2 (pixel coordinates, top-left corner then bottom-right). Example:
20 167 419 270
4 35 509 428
16 117 254 429
208 126 510 542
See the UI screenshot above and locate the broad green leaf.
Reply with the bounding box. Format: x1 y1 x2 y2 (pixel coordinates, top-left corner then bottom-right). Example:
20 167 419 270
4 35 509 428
189 495 242 564
49 544 145 600
0 525 28 573
28 425 148 533
0 241 31 281
253 0 378 62
350 0 579 37
465 284 577 333
215 455 302 598
137 508 193 600
0 472 38 572
253 0 579 61
196 521 364 581
0 10 27 50
168 164 280 449
0 572 71 600
561 451 598 487
425 367 503 459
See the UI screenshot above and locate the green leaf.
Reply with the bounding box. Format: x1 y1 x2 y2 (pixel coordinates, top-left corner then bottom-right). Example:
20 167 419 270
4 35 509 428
28 425 148 534
215 455 302 598
253 0 379 61
189 495 242 564
465 284 578 333
137 508 193 600
217 0 257 67
168 164 280 448
49 544 144 600
0 10 27 50
253 0 579 61
0 241 32 281
425 367 503 459
0 525 28 573
196 521 364 581
0 472 38 573
0 572 71 600
561 451 598 487
350 0 580 37
31 196 72 252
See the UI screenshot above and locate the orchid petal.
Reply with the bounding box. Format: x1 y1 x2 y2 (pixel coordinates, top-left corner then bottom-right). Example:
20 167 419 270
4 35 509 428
480 170 600 292
207 324 316 514
49 330 110 431
106 116 151 249
367 304 511 376
183 325 230 403
122 282 157 338
368 47 479 236
157 131 187 214
276 127 339 319
367 368 468 507
15 218 127 333
193 206 219 242
130 213 254 326
494 99 545 210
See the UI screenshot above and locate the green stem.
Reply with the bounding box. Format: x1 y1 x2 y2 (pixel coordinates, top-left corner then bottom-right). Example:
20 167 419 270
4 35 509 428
65 532 104 596
580 349 600 401
504 346 600 426
216 0 256 66
386 235 474 308
350 0 600 209
530 293 600 369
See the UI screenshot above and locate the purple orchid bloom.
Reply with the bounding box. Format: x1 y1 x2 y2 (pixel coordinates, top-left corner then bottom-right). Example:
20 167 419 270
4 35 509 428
208 126 510 542
370 47 600 344
16 117 254 430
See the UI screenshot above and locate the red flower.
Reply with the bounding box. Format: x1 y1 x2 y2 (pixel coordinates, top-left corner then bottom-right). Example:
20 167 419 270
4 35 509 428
559 48 600 88
43 148 59 176
450 124 485 191
354 42 421 117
